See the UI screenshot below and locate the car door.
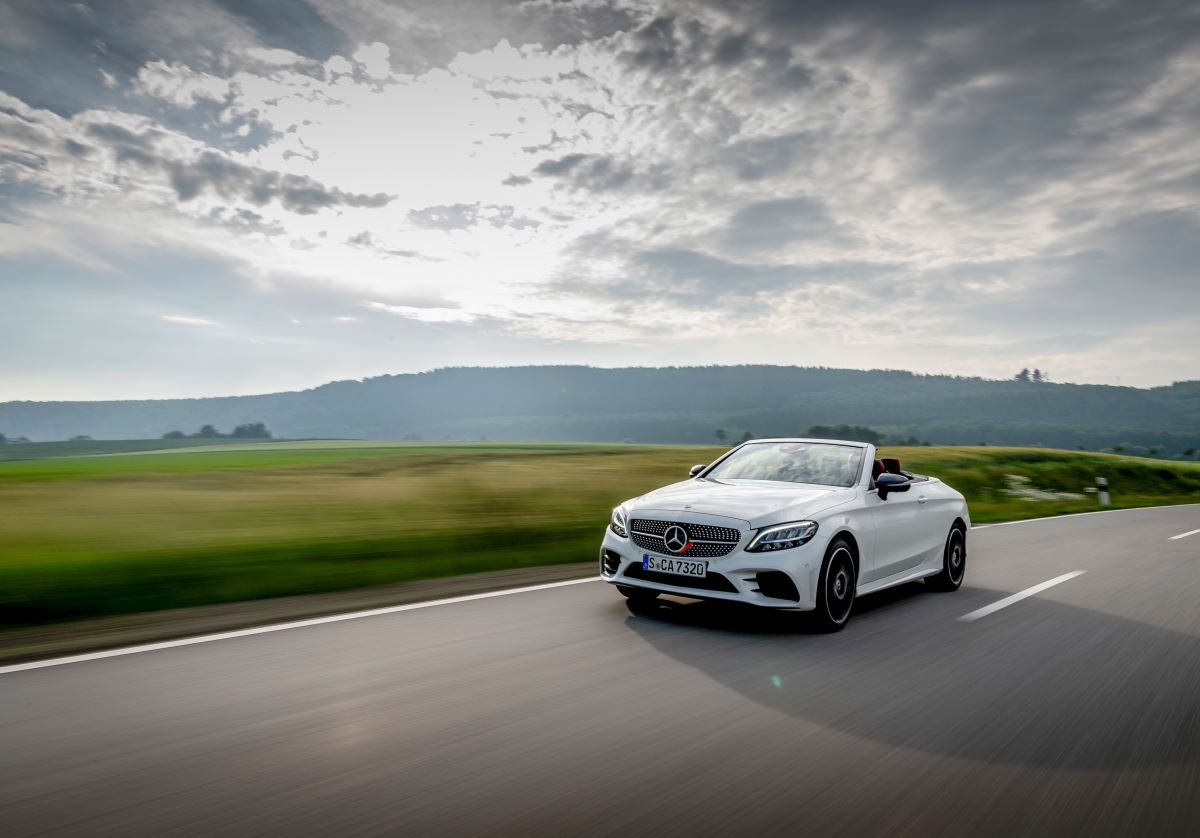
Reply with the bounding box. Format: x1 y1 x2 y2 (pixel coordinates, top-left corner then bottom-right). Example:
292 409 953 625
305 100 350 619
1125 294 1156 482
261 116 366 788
909 479 959 568
864 484 929 582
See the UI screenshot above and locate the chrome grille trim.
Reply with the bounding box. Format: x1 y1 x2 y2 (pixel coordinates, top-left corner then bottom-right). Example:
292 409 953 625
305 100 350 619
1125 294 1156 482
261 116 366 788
629 519 741 558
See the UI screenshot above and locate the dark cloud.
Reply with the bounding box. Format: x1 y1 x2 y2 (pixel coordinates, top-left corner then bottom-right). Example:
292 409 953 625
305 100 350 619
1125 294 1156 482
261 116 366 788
308 0 644 77
83 122 158 149
704 0 1199 207
712 33 750 66
634 247 797 293
0 0 348 119
721 197 857 253
165 152 391 214
77 120 392 214
207 0 345 59
502 174 532 186
625 15 679 69
205 206 286 236
531 245 896 327
62 139 94 157
83 121 164 165
717 132 812 181
533 153 589 175
531 153 643 192
951 210 1200 337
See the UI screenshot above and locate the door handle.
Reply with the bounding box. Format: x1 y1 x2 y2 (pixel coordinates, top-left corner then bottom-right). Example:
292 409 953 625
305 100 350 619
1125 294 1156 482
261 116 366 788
917 495 928 504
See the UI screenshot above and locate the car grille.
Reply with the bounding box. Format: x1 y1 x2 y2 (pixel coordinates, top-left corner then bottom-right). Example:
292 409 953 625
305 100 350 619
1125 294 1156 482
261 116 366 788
629 518 741 558
623 562 739 593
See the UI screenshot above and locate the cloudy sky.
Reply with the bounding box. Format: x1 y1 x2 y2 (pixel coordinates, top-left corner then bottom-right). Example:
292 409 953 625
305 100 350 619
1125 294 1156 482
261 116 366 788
1 0 1198 399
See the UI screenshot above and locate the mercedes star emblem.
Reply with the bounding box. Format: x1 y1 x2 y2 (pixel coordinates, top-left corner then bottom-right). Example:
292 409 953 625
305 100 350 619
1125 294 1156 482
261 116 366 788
663 525 690 554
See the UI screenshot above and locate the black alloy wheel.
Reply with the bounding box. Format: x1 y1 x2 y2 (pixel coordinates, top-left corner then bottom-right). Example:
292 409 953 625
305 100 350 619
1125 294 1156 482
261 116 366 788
814 538 856 631
927 525 966 592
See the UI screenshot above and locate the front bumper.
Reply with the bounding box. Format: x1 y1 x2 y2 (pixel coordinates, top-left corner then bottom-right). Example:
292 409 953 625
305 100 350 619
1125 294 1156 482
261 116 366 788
600 526 825 610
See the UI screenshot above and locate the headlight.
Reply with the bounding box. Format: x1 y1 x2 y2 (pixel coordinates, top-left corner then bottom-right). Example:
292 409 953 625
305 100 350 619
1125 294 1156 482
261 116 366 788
746 521 818 552
609 506 629 538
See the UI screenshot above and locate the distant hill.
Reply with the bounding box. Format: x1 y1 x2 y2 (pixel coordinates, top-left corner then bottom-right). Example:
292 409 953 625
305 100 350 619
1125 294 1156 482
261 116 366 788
2 366 1199 453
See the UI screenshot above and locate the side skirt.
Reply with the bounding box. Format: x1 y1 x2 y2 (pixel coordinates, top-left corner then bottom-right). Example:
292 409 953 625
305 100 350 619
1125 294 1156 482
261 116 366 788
857 565 940 596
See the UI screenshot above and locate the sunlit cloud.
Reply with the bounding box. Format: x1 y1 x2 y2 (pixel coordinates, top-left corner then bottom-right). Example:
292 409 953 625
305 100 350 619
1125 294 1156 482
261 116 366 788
365 302 476 324
161 314 218 327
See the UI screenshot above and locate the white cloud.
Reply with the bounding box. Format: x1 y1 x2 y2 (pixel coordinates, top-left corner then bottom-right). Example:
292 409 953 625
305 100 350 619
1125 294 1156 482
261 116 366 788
161 314 217 326
365 301 476 323
353 42 391 79
135 60 230 106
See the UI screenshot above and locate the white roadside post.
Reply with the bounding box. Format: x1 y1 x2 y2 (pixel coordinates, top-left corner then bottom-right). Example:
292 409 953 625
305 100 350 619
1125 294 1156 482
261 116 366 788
1096 476 1110 506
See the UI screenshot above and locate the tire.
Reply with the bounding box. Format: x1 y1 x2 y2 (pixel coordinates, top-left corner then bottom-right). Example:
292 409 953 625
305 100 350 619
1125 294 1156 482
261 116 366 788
813 538 857 632
927 525 966 592
616 584 659 603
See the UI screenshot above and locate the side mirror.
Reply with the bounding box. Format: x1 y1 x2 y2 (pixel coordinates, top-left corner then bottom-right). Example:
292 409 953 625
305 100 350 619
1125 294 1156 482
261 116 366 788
689 464 706 478
876 472 911 499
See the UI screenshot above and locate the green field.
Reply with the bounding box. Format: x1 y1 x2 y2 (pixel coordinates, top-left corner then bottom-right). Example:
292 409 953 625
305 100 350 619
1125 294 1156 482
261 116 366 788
2 441 1198 628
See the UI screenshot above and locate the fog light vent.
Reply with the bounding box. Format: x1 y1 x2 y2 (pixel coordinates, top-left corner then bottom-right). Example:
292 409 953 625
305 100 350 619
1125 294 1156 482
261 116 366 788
601 549 622 576
756 571 800 601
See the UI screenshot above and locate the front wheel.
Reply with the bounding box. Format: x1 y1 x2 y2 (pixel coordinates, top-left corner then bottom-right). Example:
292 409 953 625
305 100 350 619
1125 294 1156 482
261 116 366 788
927 525 966 592
616 584 659 603
813 539 856 632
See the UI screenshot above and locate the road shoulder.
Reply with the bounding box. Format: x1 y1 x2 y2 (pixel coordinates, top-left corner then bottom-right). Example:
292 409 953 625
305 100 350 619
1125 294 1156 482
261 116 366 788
0 562 595 666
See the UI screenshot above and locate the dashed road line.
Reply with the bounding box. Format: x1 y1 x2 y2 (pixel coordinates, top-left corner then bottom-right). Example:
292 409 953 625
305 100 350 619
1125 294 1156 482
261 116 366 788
958 571 1087 622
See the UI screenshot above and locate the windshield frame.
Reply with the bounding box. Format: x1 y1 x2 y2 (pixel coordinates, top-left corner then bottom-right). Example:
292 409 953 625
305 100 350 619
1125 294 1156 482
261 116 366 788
700 440 869 488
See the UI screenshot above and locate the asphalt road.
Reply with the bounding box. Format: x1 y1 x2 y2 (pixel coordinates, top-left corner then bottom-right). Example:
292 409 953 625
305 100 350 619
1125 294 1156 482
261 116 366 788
2 505 1199 837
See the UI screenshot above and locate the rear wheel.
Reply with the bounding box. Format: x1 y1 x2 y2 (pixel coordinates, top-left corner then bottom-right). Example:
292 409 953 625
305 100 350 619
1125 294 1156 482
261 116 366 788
813 539 856 632
616 584 659 603
927 525 966 592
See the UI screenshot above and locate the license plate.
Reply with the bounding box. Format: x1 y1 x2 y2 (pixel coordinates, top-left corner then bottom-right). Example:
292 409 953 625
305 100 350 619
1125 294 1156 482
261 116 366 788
642 553 708 579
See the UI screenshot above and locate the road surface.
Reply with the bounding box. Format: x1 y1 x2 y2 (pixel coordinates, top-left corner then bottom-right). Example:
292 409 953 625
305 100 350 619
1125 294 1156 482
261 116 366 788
2 505 1199 836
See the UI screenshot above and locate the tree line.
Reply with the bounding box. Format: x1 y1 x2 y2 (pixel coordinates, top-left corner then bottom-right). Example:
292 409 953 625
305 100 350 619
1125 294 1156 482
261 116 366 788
161 423 272 440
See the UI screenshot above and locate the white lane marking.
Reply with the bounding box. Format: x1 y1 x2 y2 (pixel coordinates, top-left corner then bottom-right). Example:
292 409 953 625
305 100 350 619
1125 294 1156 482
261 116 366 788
971 502 1200 530
0 577 601 676
1168 528 1200 541
958 571 1086 622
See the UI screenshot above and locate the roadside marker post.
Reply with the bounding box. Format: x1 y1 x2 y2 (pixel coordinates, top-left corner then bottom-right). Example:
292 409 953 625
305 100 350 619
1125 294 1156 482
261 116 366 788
1096 476 1110 507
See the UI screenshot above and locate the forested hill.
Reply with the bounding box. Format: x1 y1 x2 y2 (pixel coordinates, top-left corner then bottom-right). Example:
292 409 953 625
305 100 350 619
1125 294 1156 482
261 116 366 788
2 366 1199 452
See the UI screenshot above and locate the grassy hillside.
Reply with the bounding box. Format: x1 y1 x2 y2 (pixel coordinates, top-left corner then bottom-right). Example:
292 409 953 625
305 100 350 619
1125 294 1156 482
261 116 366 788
1 441 1197 628
4 366 1199 453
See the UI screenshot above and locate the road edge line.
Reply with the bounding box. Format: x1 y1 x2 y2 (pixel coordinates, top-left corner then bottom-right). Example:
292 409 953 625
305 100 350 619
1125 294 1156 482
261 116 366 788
0 577 601 676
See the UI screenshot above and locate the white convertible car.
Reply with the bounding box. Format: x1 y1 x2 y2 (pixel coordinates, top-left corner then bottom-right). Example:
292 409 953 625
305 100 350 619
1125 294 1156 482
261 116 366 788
600 439 969 630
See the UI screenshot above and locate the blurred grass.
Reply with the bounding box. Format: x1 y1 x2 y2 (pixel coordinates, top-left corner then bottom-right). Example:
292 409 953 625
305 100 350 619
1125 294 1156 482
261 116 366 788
1 441 1197 628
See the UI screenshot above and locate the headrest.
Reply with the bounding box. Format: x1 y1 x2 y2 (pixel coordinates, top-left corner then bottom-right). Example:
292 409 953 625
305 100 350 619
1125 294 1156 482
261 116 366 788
872 459 885 479
881 457 902 474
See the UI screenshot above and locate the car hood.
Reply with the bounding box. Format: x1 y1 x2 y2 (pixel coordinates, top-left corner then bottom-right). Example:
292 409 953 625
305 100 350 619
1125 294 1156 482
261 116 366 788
631 478 855 527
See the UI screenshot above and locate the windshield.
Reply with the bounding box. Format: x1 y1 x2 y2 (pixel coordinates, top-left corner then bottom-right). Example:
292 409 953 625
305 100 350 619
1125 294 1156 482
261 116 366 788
705 442 865 488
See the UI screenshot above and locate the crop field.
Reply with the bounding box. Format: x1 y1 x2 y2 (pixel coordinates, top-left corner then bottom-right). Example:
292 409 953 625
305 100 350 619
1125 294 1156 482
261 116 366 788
2 441 1198 628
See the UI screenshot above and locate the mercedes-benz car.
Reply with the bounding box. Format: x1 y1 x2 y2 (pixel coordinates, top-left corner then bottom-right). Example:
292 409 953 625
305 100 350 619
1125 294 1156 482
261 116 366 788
600 439 969 630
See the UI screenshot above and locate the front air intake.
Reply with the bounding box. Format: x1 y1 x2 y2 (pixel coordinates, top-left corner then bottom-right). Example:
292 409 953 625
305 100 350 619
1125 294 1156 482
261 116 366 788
601 549 621 576
756 571 800 601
